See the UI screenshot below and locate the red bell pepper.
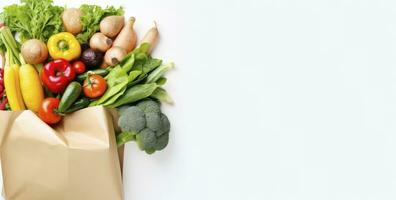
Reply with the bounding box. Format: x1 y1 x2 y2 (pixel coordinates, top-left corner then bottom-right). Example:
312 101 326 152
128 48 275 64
41 59 76 93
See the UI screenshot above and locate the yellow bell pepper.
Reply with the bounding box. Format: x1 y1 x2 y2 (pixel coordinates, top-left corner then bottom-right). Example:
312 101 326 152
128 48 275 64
47 32 81 61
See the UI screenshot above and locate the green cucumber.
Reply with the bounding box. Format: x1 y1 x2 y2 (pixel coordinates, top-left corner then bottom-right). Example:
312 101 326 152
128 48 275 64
64 98 90 114
58 82 82 113
77 69 109 82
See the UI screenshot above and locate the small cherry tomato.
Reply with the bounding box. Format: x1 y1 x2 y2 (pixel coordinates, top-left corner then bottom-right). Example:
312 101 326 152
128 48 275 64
38 98 62 125
72 61 86 74
83 74 107 98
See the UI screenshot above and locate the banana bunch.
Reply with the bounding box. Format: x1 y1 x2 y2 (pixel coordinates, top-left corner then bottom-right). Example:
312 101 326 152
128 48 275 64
4 62 25 111
4 58 44 112
2 27 43 112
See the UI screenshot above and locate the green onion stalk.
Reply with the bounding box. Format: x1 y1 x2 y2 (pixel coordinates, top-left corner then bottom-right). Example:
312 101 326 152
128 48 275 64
0 27 21 66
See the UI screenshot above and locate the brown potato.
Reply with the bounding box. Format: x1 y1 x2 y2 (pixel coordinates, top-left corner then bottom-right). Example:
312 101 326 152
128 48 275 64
21 39 48 64
62 8 83 35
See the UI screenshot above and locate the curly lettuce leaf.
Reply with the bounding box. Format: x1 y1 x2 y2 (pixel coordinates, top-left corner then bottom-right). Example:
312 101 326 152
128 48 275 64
0 0 64 42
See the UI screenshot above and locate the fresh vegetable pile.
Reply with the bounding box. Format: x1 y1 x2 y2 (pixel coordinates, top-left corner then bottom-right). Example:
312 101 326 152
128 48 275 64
0 0 173 154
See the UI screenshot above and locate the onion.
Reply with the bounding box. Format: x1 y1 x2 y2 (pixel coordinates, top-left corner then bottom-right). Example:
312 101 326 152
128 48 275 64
21 39 48 64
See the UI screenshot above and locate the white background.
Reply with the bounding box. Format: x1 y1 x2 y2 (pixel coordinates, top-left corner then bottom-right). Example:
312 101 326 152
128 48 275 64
2 0 396 199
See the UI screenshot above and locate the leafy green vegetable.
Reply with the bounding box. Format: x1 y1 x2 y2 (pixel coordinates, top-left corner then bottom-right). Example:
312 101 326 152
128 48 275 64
92 44 164 107
88 42 174 109
121 54 135 74
151 87 174 105
141 58 163 74
102 86 127 106
0 0 64 43
156 77 167 86
90 66 128 106
124 58 161 87
77 4 124 44
99 81 127 105
109 83 158 108
116 99 171 154
146 62 175 83
106 66 127 86
128 70 142 82
127 74 147 88
132 43 151 54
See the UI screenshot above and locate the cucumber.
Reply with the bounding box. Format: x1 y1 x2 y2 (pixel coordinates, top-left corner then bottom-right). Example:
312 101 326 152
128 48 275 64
77 69 109 82
64 98 90 114
58 82 82 113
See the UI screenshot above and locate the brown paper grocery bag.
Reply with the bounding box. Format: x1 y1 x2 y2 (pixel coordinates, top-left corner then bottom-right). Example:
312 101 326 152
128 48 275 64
0 106 123 200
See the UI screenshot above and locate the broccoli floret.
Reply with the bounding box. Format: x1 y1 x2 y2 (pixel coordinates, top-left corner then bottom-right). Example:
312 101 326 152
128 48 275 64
116 99 171 154
145 112 162 132
136 99 160 113
118 107 146 133
116 132 137 146
136 128 157 150
117 105 131 116
157 113 170 136
145 148 156 154
155 133 169 151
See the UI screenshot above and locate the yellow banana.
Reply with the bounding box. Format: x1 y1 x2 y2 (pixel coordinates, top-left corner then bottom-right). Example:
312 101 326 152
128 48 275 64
11 64 25 109
19 64 44 112
4 65 25 111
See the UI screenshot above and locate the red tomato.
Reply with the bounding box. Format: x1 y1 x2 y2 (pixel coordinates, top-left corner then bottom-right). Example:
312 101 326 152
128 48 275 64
72 61 86 74
38 98 62 125
83 74 107 98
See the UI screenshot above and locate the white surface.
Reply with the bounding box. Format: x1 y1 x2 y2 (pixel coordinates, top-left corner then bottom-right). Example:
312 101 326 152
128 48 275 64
2 0 396 199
